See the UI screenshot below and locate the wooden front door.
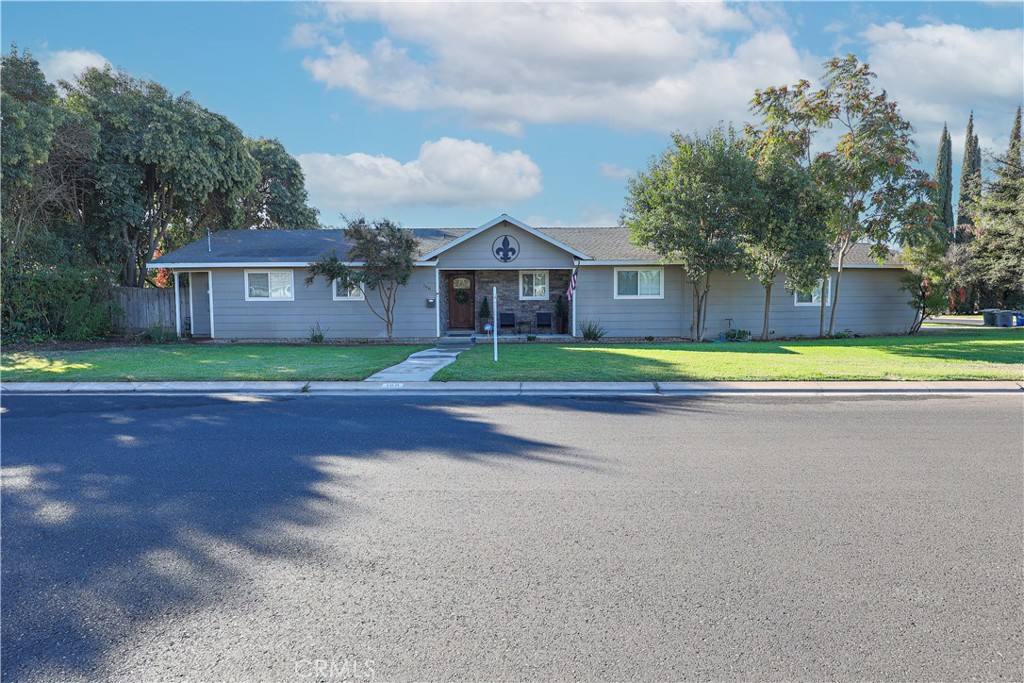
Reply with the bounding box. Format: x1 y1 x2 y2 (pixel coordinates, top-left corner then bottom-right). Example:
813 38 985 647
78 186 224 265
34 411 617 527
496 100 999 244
447 273 475 329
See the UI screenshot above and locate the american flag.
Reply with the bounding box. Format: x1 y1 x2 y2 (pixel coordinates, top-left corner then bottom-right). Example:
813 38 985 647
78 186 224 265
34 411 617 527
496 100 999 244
567 266 579 300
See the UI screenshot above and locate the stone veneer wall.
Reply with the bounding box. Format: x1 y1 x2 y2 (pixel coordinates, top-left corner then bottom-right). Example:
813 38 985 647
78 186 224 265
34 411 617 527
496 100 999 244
473 269 572 333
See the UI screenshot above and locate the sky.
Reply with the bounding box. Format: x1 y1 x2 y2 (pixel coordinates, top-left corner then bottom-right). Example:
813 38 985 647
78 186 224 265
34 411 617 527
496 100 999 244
3 1 1022 228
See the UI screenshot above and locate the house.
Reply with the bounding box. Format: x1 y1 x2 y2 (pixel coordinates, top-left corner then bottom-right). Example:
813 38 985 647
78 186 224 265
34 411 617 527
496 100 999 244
147 214 916 340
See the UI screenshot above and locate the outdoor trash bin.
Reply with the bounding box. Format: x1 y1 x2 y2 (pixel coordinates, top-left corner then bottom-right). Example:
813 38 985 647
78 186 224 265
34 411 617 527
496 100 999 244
1015 312 1024 326
995 310 1014 327
981 309 998 326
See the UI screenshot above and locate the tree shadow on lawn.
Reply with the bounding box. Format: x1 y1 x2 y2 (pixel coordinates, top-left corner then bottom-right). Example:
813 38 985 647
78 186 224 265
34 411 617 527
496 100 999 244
0 393 710 681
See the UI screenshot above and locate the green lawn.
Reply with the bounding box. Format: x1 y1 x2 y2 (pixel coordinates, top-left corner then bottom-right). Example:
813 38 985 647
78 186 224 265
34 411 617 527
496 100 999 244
434 329 1024 382
0 343 429 382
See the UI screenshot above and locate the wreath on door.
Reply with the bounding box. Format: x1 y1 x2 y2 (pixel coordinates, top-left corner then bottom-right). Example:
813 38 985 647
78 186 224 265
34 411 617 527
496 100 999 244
454 290 471 304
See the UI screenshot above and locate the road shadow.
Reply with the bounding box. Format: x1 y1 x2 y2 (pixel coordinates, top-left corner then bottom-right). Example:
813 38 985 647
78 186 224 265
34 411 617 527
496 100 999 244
0 393 711 681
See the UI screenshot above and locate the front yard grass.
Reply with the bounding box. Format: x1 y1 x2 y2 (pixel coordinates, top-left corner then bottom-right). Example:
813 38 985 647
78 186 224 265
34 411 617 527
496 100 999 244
433 328 1024 382
0 343 429 382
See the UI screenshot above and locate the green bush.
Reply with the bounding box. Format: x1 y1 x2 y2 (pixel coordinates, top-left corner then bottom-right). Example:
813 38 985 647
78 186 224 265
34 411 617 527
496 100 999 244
1 264 112 340
309 321 328 343
723 328 751 341
578 319 606 341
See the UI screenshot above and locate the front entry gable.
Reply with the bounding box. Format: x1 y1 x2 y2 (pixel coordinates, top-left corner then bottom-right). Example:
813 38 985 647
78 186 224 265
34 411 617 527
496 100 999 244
431 216 585 270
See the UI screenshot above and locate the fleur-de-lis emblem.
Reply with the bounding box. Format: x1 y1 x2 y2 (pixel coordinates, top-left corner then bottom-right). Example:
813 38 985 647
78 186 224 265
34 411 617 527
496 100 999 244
492 235 520 262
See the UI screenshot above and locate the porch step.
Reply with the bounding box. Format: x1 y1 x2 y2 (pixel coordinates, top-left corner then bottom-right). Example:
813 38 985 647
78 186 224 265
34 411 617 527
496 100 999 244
438 335 476 347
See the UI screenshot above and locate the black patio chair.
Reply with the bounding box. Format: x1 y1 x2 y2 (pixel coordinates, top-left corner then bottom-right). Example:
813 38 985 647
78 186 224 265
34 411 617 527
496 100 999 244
536 312 553 333
499 312 516 333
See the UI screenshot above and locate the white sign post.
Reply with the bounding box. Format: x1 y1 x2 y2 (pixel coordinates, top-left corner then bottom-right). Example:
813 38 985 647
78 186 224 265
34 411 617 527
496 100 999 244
493 285 498 361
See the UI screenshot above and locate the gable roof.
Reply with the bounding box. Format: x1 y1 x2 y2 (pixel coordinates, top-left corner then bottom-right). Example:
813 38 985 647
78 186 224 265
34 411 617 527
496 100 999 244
150 219 902 269
417 214 590 260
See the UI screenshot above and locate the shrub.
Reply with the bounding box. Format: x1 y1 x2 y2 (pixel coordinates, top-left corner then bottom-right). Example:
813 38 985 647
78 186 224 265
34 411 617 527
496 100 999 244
578 319 606 341
146 325 174 344
309 321 328 343
723 328 751 341
1 264 112 341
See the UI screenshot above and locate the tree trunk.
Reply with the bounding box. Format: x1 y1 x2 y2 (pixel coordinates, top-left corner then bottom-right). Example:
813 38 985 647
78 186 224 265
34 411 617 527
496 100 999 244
761 282 772 341
819 293 827 338
691 281 701 341
828 258 845 336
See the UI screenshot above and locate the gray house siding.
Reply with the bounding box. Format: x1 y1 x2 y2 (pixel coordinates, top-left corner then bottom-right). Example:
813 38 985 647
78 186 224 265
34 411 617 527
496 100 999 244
702 267 915 338
209 267 438 339
435 223 576 270
574 265 690 337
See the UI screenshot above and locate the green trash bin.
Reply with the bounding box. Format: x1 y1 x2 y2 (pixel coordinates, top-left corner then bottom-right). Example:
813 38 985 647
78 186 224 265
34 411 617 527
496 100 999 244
981 309 998 326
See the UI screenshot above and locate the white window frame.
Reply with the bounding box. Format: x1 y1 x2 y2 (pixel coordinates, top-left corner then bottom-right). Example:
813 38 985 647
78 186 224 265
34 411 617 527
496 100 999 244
244 269 295 302
332 278 365 301
613 266 664 299
794 276 832 307
519 270 549 301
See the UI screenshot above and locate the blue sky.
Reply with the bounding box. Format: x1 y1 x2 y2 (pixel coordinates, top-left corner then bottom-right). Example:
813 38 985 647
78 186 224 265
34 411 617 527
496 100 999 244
4 1 1022 228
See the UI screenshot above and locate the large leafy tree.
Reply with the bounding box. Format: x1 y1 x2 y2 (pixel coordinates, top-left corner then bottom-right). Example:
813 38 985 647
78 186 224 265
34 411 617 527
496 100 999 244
624 126 759 341
242 138 319 230
934 124 954 236
899 240 954 334
68 67 261 287
305 217 418 339
750 55 935 336
744 146 831 340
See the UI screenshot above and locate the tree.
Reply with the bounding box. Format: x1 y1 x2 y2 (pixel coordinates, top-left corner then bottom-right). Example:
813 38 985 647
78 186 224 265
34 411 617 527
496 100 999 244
934 124 954 236
899 241 953 334
623 126 759 341
305 217 418 339
241 138 319 230
955 112 982 242
744 145 831 340
970 107 1024 308
749 55 936 337
68 67 260 287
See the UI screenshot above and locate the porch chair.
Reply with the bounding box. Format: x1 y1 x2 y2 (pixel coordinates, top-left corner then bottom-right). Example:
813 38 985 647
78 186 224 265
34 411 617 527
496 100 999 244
499 312 516 333
535 312 553 334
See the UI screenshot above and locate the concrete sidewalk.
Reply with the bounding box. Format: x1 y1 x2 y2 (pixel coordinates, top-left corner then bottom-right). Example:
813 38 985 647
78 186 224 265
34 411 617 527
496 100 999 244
2 380 1021 396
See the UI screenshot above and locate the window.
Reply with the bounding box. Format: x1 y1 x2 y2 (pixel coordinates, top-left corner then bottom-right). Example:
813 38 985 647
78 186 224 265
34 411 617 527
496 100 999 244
614 267 663 299
245 270 294 301
520 271 549 300
795 277 831 306
333 279 364 301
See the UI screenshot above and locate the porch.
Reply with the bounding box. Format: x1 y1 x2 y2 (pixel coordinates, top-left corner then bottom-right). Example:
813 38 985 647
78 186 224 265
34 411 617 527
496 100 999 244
438 268 577 337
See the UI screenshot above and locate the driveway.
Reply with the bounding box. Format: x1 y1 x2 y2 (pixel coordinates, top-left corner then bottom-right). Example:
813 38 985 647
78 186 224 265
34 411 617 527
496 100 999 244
2 394 1021 681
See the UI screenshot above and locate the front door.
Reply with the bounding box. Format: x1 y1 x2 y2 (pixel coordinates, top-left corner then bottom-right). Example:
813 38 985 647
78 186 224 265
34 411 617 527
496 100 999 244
447 273 475 329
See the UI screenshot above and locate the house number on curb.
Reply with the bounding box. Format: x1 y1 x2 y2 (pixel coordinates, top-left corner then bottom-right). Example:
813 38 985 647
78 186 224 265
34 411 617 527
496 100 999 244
382 383 404 388
492 235 520 262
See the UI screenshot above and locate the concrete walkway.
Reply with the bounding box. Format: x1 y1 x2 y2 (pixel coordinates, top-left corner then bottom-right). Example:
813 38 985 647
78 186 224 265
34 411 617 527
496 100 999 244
2 380 1021 396
364 343 473 382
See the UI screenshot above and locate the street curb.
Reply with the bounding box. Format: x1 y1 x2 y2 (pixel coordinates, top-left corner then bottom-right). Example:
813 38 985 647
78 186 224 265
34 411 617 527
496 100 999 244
2 380 1021 397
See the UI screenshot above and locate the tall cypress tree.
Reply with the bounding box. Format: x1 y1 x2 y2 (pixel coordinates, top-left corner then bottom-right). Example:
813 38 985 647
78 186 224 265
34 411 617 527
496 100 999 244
934 123 954 236
956 112 982 241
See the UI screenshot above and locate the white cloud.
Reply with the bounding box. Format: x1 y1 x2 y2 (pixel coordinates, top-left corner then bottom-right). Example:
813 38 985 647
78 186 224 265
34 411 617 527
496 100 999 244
297 2 816 134
598 162 632 179
297 137 542 211
40 49 109 84
863 22 1023 136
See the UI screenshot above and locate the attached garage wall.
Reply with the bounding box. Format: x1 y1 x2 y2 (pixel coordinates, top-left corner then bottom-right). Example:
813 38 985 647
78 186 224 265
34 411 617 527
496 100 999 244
209 267 438 339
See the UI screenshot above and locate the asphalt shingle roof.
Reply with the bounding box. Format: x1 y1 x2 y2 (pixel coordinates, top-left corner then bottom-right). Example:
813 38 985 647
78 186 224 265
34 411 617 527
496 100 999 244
151 226 900 267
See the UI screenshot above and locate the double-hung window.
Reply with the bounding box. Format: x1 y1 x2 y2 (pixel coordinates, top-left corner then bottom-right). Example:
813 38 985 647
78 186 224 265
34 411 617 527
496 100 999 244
245 270 294 301
794 277 831 306
614 267 663 299
333 279 364 301
520 271 549 300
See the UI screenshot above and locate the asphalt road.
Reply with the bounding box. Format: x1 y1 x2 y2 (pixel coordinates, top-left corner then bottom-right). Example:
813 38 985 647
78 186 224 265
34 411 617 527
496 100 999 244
2 393 1022 682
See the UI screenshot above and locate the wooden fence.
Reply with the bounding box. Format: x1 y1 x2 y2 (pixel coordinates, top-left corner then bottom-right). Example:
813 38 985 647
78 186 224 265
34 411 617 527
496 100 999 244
110 286 176 332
